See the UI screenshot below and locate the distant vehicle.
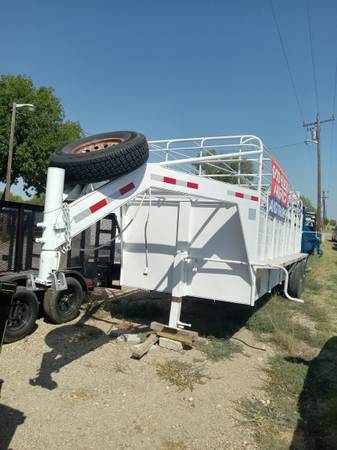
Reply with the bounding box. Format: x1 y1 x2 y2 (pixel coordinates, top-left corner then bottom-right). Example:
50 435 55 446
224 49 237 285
332 226 337 242
301 210 322 255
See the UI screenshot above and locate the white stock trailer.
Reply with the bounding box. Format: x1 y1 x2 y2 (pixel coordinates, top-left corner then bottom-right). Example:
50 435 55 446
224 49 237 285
2 131 307 340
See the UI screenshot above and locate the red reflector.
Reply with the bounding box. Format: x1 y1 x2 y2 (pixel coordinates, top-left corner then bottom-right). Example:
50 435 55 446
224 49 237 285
187 181 198 189
163 176 176 185
90 198 108 213
119 182 135 195
235 192 244 198
251 196 259 202
86 279 94 290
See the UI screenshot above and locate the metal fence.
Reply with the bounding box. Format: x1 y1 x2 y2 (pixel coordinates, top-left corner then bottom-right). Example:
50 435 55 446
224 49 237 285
0 201 119 286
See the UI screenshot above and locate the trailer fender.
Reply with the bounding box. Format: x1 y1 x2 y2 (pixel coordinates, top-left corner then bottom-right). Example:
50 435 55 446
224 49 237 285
61 270 90 295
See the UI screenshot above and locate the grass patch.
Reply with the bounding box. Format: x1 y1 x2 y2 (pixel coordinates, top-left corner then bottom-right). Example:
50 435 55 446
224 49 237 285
160 440 187 450
195 336 242 361
305 276 321 293
246 296 315 354
156 359 208 391
241 241 337 449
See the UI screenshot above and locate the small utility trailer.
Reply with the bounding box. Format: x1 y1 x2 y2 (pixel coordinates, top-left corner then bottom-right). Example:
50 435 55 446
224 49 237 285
0 131 307 340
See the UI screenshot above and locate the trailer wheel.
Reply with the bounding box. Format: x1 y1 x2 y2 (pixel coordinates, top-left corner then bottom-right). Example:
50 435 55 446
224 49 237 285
43 277 84 324
4 288 39 343
288 260 307 298
49 131 149 183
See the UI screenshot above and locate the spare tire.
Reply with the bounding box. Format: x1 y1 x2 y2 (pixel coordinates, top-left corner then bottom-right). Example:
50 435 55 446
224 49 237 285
49 131 149 183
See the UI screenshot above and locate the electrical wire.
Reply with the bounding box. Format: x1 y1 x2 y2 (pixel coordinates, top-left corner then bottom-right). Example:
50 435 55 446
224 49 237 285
327 58 337 191
332 58 337 115
306 0 320 113
79 190 149 252
270 141 304 150
270 0 305 123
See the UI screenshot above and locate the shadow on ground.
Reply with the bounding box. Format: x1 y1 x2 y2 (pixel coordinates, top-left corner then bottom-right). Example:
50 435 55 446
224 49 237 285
104 288 271 339
29 324 111 390
30 290 272 391
0 403 25 450
289 336 337 450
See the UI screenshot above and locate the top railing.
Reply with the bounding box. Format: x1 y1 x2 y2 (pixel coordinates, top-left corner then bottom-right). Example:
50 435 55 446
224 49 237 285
149 134 265 192
148 134 301 209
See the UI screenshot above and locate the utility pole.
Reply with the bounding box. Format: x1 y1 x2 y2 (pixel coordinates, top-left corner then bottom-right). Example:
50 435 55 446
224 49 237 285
303 113 335 233
4 103 17 201
322 189 329 228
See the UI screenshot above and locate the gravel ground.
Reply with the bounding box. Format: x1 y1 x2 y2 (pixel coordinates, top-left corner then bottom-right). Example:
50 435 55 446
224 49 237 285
0 289 270 450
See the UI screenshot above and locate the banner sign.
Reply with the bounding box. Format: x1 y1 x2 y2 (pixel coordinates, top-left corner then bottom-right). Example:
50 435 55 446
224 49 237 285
268 157 289 222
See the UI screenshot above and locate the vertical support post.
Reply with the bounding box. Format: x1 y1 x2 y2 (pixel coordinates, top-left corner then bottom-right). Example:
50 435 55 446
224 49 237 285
169 201 191 328
14 204 24 272
168 297 182 328
37 167 65 283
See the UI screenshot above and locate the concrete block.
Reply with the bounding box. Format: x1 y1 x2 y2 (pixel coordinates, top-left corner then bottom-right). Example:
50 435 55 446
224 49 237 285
159 337 183 352
125 334 141 344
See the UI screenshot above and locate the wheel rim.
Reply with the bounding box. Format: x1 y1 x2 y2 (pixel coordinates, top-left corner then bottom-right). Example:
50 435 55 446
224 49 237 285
71 137 124 154
57 286 79 317
8 299 31 331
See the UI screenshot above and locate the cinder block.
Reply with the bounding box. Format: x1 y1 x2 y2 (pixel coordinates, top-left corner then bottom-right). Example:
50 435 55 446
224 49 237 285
159 337 183 351
124 334 141 344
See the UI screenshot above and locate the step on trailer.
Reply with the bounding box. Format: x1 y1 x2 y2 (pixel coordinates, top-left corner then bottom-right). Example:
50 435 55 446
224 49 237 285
1 131 307 340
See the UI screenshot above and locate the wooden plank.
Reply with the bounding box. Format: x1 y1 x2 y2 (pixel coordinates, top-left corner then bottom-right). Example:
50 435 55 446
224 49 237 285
157 331 193 346
150 321 198 341
131 334 158 360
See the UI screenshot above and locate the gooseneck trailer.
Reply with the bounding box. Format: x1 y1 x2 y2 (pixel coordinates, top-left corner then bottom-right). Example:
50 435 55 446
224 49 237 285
0 131 307 340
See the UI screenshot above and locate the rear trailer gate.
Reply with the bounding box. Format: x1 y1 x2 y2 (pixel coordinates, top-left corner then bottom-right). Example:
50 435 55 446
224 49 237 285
33 134 305 329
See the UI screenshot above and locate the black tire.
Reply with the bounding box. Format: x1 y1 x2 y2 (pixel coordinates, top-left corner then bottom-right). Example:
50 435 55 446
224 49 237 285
43 277 84 324
4 288 39 343
288 259 307 298
49 131 149 183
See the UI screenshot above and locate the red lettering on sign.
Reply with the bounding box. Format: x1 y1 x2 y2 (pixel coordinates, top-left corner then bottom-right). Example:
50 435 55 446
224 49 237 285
271 157 288 207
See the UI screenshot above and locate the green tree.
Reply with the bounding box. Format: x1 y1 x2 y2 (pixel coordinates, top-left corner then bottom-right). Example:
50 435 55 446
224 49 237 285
301 195 315 212
0 75 82 195
194 149 254 184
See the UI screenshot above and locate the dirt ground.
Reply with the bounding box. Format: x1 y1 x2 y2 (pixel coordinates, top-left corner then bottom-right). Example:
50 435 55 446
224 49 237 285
0 289 271 450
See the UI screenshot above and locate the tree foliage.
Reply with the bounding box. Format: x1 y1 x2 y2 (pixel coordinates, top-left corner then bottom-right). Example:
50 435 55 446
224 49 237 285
194 150 254 184
0 75 82 194
301 195 315 212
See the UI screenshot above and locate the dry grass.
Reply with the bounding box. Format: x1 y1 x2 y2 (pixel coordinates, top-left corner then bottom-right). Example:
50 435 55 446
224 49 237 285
160 439 188 450
241 241 337 449
156 359 208 391
194 336 242 361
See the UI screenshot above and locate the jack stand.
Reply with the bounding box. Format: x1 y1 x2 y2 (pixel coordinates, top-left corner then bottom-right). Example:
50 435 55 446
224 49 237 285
168 296 191 329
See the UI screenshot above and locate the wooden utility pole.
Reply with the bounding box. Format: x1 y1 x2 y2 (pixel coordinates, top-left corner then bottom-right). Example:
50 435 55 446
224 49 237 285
303 113 335 233
322 189 329 228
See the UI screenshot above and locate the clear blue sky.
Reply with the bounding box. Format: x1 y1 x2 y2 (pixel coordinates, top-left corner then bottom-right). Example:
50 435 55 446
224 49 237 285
1 0 337 216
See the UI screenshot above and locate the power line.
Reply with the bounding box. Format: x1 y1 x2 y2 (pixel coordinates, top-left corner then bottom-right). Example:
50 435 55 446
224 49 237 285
269 0 305 123
327 58 337 191
332 58 337 115
306 0 320 113
270 141 304 150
